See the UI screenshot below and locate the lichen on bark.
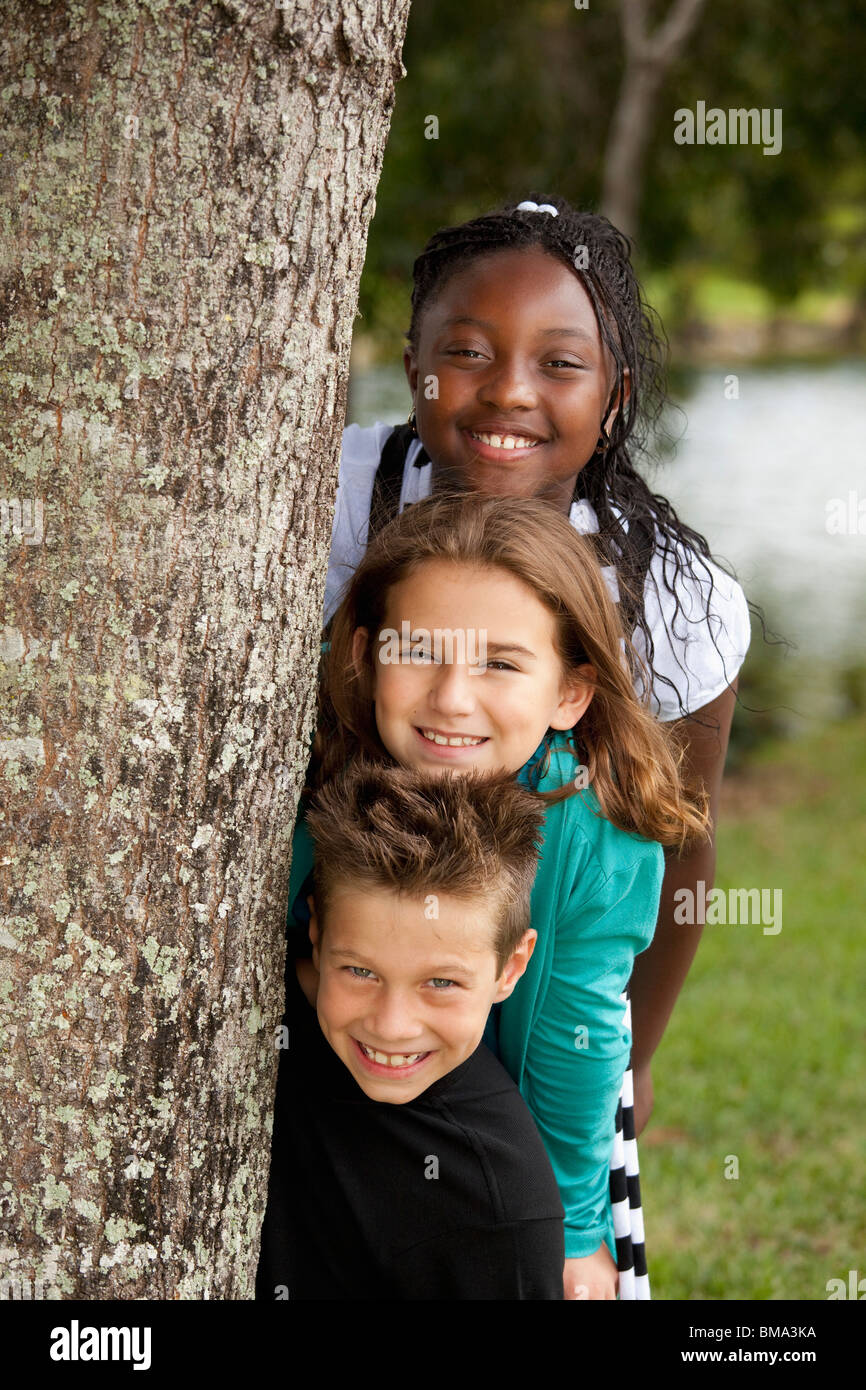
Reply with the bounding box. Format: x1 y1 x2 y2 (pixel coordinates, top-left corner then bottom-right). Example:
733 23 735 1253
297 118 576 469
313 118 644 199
0 0 410 1298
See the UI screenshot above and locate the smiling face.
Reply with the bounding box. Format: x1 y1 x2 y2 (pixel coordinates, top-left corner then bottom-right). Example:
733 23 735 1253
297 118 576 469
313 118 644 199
354 558 594 777
404 246 621 511
311 886 535 1103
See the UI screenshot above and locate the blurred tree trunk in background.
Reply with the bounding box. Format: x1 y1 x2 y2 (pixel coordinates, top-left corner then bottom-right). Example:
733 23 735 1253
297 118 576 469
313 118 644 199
601 0 707 240
0 0 409 1298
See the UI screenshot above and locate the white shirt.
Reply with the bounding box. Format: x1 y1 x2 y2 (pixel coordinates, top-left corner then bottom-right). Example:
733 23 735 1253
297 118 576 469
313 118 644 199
324 422 751 721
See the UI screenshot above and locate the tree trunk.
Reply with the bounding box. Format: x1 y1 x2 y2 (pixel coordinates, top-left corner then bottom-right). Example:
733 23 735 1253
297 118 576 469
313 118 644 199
601 0 707 240
0 0 410 1299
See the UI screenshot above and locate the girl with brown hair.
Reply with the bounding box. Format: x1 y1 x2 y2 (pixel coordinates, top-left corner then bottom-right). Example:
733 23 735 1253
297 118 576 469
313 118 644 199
290 490 708 1298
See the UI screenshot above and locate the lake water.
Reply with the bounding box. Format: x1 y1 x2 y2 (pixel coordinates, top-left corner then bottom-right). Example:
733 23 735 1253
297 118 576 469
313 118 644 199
347 359 866 721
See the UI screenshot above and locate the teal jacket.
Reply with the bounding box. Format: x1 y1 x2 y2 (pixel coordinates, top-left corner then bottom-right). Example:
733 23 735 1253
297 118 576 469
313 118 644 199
287 738 663 1262
506 739 663 1259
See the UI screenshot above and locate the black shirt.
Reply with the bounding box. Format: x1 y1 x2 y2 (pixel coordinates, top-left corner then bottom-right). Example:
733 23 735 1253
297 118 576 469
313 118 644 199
256 959 565 1300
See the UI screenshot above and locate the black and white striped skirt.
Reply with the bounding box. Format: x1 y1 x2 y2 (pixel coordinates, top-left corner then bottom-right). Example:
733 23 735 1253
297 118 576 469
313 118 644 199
609 992 650 1299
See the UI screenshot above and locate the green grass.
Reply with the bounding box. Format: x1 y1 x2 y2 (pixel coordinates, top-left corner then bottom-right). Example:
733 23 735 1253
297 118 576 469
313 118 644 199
642 269 849 327
641 715 866 1300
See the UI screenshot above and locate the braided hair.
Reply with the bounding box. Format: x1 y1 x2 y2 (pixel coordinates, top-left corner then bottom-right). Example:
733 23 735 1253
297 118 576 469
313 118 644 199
407 193 737 720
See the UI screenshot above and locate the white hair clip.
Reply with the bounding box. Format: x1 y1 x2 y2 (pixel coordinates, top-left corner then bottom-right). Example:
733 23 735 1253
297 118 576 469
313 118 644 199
515 200 559 216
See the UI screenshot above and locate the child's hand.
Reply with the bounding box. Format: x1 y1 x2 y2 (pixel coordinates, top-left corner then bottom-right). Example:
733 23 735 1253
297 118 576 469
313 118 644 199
563 1245 618 1300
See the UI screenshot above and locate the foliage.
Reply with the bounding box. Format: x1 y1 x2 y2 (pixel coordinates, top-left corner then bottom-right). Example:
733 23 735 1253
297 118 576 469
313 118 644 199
358 0 866 354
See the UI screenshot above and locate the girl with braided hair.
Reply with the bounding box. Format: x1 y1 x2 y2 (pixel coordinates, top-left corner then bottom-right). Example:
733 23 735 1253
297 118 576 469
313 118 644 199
321 195 751 1294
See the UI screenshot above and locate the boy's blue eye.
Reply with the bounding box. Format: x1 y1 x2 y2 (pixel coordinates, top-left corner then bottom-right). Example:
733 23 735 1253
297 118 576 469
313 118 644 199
347 966 375 980
429 978 456 989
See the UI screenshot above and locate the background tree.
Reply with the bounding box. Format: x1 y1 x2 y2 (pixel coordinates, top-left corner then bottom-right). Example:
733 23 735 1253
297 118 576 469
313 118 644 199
600 0 708 239
354 0 865 353
0 0 410 1299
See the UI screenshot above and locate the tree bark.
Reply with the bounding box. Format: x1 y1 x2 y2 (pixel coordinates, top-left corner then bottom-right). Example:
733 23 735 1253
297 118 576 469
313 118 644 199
0 0 410 1299
601 0 707 240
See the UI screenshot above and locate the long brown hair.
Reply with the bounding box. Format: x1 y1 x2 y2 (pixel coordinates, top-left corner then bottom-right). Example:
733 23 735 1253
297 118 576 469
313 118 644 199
313 492 709 852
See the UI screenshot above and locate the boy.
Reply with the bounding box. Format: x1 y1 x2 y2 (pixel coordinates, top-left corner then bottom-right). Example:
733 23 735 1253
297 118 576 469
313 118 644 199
256 761 565 1300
